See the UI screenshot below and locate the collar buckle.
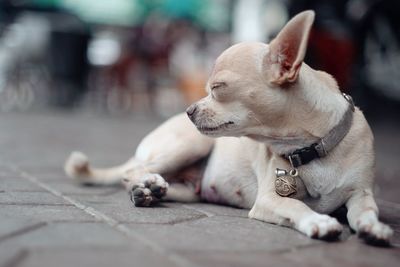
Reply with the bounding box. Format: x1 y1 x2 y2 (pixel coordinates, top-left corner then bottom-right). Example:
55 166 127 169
288 154 301 168
288 143 320 168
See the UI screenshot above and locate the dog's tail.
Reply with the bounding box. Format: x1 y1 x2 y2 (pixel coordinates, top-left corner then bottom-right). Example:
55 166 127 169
64 151 135 185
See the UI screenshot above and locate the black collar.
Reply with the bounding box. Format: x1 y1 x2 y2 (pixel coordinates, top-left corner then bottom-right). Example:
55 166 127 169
283 93 355 168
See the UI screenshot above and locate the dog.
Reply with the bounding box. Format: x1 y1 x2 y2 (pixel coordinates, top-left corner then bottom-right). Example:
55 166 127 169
65 10 393 245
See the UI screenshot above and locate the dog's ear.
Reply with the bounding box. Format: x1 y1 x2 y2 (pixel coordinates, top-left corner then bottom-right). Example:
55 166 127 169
266 10 315 85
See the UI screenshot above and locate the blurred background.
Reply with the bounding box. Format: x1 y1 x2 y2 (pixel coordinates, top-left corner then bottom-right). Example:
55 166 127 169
0 2 399 265
0 0 399 117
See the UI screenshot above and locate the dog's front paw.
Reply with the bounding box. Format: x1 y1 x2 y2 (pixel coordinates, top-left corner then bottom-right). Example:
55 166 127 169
128 173 169 207
357 211 393 246
298 214 343 240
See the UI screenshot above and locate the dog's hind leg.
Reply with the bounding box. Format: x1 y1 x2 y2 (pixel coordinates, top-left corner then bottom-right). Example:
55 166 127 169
164 183 200 202
122 114 213 206
65 113 214 206
346 189 393 246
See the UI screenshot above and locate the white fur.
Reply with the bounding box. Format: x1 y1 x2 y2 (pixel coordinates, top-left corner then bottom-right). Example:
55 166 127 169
297 213 343 238
64 151 89 179
356 210 393 240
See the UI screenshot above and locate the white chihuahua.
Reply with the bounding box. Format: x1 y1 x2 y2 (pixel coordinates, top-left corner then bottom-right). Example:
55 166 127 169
65 11 393 245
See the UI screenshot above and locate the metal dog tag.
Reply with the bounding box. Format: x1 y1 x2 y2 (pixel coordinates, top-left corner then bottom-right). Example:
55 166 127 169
275 168 298 197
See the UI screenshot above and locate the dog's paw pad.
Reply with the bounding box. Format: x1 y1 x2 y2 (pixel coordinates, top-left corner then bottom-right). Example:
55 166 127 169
141 173 168 199
320 227 342 241
130 186 153 207
299 214 343 240
149 184 167 199
358 221 393 247
128 174 168 207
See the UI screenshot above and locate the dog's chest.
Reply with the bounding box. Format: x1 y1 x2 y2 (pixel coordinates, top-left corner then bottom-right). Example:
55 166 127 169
298 161 354 213
198 137 353 211
200 137 258 208
300 162 345 196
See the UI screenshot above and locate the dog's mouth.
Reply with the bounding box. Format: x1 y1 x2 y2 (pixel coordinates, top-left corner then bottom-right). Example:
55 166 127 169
197 121 235 134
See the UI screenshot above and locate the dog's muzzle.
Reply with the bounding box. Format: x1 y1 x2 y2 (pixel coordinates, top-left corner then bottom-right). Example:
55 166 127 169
186 104 198 122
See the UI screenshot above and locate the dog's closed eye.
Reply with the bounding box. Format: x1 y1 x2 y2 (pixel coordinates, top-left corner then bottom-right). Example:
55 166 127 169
211 82 227 90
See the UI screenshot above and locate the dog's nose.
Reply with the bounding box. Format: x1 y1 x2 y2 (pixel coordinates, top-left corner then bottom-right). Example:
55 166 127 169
186 104 198 119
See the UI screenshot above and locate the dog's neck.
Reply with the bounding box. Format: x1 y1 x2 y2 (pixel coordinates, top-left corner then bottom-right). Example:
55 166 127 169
252 64 351 156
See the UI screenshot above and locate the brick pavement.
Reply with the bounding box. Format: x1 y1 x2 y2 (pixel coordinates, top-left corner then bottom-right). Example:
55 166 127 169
0 111 399 267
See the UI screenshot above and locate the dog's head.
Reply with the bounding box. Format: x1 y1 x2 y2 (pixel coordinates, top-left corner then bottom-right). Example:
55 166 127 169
187 11 339 143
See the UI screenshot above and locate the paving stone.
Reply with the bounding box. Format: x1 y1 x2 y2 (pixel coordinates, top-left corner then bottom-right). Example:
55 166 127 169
20 168 66 181
0 226 179 267
377 199 400 223
0 172 20 180
0 191 70 205
0 112 159 169
273 236 400 267
0 176 45 192
86 200 208 224
1 223 131 248
1 111 400 267
124 215 319 252
377 200 400 246
183 203 249 218
0 248 23 267
0 204 95 222
23 178 123 196
64 189 128 205
61 184 122 197
0 218 45 241
16 247 178 267
181 237 400 267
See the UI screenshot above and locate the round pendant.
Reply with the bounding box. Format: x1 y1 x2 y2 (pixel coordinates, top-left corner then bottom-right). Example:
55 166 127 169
275 175 297 197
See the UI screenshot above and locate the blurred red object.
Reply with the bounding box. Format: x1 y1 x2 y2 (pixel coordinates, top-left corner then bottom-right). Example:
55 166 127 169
308 28 356 92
